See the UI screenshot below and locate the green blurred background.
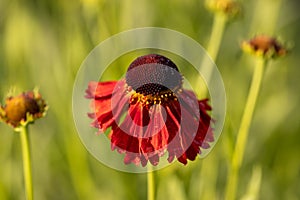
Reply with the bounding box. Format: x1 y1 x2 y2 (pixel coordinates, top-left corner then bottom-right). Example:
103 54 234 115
0 0 300 199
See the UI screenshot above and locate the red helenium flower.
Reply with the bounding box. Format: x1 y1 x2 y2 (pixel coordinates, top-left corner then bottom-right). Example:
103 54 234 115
85 54 214 166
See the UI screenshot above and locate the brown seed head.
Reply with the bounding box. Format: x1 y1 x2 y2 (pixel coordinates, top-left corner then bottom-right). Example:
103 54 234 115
0 91 47 128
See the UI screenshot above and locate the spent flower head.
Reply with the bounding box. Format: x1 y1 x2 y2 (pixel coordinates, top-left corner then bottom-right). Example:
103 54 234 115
242 35 288 59
0 90 47 129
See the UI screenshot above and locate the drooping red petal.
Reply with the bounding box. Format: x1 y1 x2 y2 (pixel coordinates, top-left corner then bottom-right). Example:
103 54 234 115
85 81 117 99
166 89 213 165
86 80 129 132
110 101 151 166
147 105 171 154
110 103 144 155
166 99 199 164
111 121 140 153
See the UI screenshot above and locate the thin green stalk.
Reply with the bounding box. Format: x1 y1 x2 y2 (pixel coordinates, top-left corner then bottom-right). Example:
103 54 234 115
197 13 228 199
198 14 227 98
207 14 227 61
225 58 267 200
20 126 33 200
147 166 155 200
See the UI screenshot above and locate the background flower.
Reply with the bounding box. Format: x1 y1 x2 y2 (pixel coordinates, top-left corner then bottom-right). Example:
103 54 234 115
242 35 287 58
0 90 47 128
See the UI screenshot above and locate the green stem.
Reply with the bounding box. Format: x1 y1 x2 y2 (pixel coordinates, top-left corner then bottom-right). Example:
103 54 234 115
207 14 227 61
225 58 267 200
196 13 227 199
20 125 33 200
198 14 227 98
147 166 155 200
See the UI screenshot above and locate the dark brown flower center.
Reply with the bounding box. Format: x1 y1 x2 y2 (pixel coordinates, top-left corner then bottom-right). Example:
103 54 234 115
125 54 182 96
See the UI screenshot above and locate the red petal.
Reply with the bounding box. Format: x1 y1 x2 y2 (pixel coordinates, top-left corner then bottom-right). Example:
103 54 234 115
85 81 117 99
87 80 129 132
166 89 213 165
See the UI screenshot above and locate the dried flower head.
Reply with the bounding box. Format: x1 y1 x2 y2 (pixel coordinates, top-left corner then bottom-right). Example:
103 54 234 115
86 54 214 166
242 35 287 59
0 90 47 128
206 0 240 17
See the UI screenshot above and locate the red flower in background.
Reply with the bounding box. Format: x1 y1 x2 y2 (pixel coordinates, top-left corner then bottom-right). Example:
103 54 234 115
85 54 213 166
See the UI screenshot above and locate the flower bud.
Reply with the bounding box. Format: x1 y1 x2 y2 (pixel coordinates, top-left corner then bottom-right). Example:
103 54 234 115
242 35 287 59
206 0 240 17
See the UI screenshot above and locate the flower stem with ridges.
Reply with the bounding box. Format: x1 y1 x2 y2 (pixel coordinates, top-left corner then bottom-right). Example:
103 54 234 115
198 14 227 98
207 14 227 61
197 13 228 199
225 58 267 200
20 125 33 200
147 166 155 200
